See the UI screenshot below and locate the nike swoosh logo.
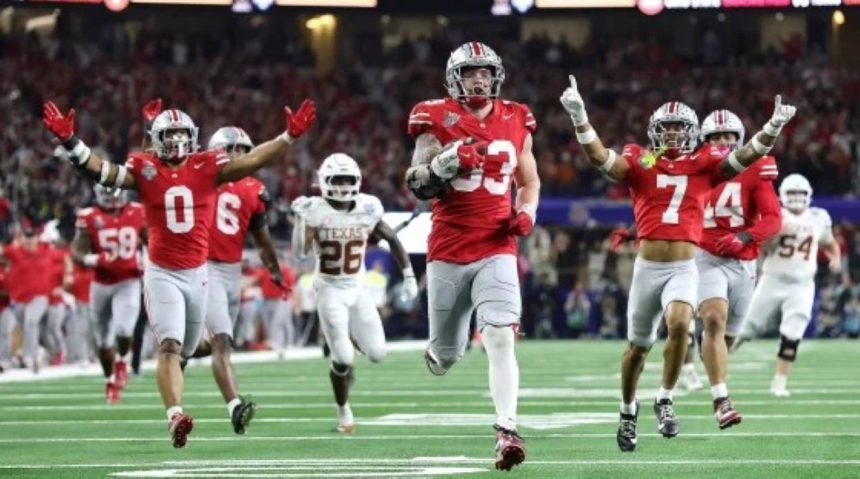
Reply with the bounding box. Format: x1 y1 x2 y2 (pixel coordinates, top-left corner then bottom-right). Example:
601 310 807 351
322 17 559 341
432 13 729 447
503 113 514 120
193 162 205 169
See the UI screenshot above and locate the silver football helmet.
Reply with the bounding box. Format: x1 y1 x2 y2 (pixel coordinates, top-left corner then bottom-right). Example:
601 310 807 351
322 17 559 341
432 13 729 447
150 109 199 162
700 109 745 150
445 42 505 107
94 184 128 210
318 153 361 202
207 126 254 153
779 173 812 213
647 101 700 154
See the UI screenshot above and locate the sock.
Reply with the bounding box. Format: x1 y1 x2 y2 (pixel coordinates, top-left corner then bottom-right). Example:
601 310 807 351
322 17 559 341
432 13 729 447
711 383 728 400
620 401 637 415
107 373 116 384
656 387 673 402
166 406 183 421
227 398 241 417
481 326 519 431
772 373 788 389
337 403 353 425
118 353 130 363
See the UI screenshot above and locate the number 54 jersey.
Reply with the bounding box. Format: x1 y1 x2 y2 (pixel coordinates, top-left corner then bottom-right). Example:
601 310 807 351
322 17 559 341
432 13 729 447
408 98 536 264
761 207 834 282
292 194 384 288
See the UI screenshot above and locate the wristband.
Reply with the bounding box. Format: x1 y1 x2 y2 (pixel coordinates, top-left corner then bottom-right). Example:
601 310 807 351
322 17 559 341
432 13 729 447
599 149 617 173
64 137 91 167
575 128 598 145
751 136 773 156
99 161 111 184
763 120 782 137
519 202 537 225
279 132 294 145
727 151 747 173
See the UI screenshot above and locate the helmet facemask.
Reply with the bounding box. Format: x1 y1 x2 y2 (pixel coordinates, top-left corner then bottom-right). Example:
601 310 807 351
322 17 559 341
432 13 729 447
450 66 502 109
160 129 193 163
648 120 699 158
782 190 811 213
94 184 128 210
322 174 361 203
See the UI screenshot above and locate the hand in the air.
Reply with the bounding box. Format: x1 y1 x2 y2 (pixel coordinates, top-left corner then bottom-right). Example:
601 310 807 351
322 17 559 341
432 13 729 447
284 99 317 141
43 101 76 142
767 95 797 130
142 98 163 123
507 207 534 237
715 232 748 257
559 74 589 126
400 274 419 302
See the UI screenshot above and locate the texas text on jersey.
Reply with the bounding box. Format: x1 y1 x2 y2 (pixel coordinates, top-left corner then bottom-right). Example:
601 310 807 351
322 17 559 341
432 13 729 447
125 150 229 269
208 177 269 263
408 97 536 264
699 157 781 260
75 202 146 284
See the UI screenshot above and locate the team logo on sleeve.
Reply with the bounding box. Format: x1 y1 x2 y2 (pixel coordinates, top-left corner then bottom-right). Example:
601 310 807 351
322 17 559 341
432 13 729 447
142 161 157 181
443 111 460 128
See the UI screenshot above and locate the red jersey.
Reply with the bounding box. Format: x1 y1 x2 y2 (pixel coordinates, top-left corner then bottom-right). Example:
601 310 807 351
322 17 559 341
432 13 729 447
48 244 69 305
700 157 782 260
75 202 146 284
209 177 268 264
260 265 295 300
125 150 229 270
71 264 94 302
408 98 536 263
4 242 55 302
621 144 726 244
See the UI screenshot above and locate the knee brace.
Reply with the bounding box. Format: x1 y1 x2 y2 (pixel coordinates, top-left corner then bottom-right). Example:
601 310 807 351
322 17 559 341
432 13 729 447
777 335 801 362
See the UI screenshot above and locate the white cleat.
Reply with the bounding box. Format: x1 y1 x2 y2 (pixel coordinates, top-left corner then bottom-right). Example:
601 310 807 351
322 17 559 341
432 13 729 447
682 368 704 391
770 384 791 398
336 404 355 433
336 423 356 434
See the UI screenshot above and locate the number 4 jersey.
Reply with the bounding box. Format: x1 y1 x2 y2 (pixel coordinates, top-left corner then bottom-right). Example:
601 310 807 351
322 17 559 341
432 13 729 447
292 193 384 288
125 151 229 270
408 98 536 264
75 202 146 284
762 206 834 282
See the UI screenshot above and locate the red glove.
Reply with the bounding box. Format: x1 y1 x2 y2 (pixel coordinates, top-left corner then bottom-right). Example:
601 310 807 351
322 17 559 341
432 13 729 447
43 101 76 142
715 232 748 257
142 98 163 123
609 227 633 253
456 140 488 173
284 99 317 140
507 208 534 237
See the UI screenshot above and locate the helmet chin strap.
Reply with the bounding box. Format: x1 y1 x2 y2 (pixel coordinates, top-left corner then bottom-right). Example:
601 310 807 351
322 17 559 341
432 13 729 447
463 95 490 108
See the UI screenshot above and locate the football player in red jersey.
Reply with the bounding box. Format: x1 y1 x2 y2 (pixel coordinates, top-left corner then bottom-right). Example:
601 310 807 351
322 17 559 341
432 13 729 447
193 126 288 435
404 42 539 471
44 233 74 367
43 98 316 448
560 75 796 451
71 184 146 403
695 110 782 429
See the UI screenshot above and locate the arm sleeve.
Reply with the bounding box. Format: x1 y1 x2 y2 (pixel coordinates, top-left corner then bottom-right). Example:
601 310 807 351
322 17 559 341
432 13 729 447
407 102 436 138
745 181 782 243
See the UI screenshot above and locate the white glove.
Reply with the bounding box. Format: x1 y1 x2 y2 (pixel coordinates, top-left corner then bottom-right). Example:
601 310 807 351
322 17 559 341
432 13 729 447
290 195 312 217
400 269 419 302
764 95 797 136
430 139 465 180
559 74 589 127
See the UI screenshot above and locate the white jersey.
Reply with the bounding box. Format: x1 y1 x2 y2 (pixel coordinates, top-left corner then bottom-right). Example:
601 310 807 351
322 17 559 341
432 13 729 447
293 194 384 288
761 207 834 282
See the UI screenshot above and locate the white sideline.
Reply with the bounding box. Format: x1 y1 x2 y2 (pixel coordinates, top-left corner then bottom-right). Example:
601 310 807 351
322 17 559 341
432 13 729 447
0 340 426 384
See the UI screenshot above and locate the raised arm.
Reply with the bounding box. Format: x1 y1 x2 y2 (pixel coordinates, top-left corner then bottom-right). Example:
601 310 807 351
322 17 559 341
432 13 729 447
372 220 418 302
405 133 485 200
559 75 630 182
43 101 137 190
218 100 316 183
140 98 162 152
719 95 797 178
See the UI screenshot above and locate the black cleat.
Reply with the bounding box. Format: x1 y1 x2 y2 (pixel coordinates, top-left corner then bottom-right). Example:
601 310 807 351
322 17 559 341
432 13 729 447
654 398 680 438
617 401 639 452
231 396 257 435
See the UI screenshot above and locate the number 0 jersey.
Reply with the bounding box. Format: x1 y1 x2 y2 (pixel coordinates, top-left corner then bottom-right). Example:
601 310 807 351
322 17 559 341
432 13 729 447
762 207 834 281
75 202 146 284
208 177 269 264
408 98 536 264
125 150 229 270
292 193 384 288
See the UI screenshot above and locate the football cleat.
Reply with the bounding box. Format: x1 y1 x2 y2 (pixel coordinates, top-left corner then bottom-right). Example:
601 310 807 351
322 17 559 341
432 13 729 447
713 396 743 430
336 423 356 434
654 399 680 438
114 360 129 389
616 402 639 452
168 413 194 448
231 396 257 435
770 382 791 398
681 366 703 391
424 349 447 376
105 381 121 404
493 425 525 471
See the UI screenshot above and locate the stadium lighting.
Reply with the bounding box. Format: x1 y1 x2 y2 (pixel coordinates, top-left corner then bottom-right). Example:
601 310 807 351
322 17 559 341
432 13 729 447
833 9 845 25
306 13 335 30
277 0 376 6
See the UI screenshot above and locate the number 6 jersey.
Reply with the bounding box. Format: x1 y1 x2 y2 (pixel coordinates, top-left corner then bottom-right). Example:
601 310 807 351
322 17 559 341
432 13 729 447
408 98 536 264
292 193 384 288
762 206 834 282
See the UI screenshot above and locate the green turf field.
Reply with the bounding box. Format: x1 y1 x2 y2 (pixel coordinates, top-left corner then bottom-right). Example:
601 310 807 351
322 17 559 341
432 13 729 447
0 340 858 478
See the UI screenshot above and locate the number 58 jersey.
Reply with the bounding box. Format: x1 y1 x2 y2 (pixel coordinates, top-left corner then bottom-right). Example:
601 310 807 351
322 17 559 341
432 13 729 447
408 98 536 264
292 193 384 288
762 207 834 282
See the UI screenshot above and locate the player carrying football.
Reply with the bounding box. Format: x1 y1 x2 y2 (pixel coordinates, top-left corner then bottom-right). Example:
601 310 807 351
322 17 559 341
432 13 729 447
42 98 316 448
405 42 540 470
560 75 795 451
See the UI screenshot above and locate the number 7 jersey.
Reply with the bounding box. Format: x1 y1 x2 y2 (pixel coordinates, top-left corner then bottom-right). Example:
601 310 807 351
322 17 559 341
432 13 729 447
408 98 536 264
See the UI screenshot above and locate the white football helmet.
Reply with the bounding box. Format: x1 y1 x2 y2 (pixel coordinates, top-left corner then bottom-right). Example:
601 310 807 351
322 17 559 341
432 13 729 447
207 126 254 153
318 153 361 202
647 101 700 154
700 109 745 149
94 184 128 210
445 42 505 106
150 109 199 162
779 173 812 212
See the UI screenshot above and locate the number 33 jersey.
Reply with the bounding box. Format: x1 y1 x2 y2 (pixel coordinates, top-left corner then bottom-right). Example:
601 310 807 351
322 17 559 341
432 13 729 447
292 193 384 288
762 207 834 281
408 98 536 264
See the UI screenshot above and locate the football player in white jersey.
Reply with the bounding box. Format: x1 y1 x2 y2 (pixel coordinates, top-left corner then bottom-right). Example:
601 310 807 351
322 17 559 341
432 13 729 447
737 173 841 396
291 153 419 432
